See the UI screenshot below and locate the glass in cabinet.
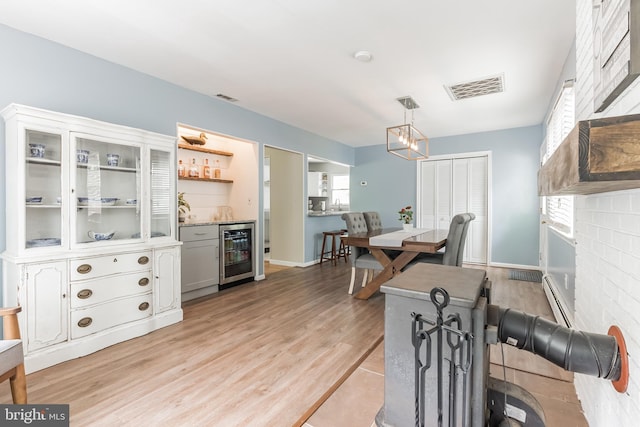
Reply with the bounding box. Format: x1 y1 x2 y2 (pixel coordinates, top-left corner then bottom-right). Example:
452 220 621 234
25 129 63 249
149 148 174 239
73 134 142 244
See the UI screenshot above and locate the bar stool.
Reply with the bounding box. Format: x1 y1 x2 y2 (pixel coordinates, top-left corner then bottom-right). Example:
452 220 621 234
339 229 350 258
320 230 348 265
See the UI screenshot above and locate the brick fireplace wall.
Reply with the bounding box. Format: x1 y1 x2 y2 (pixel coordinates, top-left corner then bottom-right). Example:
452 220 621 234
573 1 640 425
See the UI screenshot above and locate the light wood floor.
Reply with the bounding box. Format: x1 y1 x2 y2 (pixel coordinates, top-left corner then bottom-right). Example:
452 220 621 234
1 263 587 426
306 265 587 427
1 261 383 426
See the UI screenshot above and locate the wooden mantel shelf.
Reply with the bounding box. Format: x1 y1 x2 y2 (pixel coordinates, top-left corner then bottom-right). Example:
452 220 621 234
538 114 640 196
178 143 233 157
179 176 233 184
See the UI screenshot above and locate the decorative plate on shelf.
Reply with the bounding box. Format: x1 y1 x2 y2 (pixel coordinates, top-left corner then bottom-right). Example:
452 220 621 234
26 196 43 204
88 230 116 241
27 238 61 248
130 231 167 238
78 197 119 206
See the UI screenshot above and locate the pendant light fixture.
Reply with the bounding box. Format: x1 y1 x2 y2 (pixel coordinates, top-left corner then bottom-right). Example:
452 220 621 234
386 96 428 160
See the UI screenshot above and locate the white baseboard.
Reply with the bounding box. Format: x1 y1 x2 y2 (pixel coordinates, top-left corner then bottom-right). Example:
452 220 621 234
488 262 541 271
267 259 306 267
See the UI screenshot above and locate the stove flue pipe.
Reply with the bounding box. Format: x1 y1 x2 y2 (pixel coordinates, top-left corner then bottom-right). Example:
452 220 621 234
488 306 629 392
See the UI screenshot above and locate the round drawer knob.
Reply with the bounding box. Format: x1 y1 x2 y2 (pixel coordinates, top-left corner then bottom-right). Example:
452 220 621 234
138 302 150 311
77 264 92 274
138 277 150 286
138 256 149 265
77 317 93 328
77 289 93 299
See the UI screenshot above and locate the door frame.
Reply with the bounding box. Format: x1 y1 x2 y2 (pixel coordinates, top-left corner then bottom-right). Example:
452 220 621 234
263 145 306 267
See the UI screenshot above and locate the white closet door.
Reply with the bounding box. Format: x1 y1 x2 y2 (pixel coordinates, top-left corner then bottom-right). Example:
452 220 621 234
418 154 488 264
435 160 452 230
453 158 469 214
467 157 488 263
419 161 437 229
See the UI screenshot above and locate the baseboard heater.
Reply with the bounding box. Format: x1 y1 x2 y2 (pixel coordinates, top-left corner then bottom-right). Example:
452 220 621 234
542 274 573 329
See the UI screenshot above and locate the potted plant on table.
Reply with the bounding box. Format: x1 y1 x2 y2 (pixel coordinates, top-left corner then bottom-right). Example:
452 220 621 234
398 205 414 230
178 192 190 223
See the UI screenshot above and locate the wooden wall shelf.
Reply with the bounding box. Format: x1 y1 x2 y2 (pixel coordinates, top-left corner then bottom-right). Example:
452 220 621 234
179 176 233 184
178 143 233 157
538 114 640 195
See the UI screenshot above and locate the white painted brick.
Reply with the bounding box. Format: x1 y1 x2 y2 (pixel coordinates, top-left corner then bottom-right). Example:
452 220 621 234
621 253 640 280
618 213 640 235
598 227 613 245
612 194 632 212
613 231 633 252
597 195 613 210
576 197 599 209
632 234 640 254
631 192 640 211
570 2 640 422
602 278 618 306
603 245 621 266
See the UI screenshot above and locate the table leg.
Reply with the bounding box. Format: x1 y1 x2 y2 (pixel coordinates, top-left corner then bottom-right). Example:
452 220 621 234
354 250 419 300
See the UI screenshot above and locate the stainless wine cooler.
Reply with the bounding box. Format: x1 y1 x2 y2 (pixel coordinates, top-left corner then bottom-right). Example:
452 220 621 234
220 222 255 286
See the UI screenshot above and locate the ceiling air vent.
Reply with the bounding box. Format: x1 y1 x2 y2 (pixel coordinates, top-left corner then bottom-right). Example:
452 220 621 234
215 93 238 102
445 74 504 101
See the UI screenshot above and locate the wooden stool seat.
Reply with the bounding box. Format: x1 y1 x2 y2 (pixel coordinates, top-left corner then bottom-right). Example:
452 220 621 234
0 306 27 404
320 230 348 265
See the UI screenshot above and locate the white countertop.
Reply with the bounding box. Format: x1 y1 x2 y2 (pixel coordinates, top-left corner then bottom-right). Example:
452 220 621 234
179 219 256 227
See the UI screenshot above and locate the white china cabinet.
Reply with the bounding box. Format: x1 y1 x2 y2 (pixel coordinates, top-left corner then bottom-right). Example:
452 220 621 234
1 104 183 373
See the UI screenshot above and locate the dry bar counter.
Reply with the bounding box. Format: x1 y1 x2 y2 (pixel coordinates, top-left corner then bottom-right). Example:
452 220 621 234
179 220 256 301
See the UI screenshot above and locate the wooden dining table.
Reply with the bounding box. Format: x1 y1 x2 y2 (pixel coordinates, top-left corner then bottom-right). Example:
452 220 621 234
342 227 448 300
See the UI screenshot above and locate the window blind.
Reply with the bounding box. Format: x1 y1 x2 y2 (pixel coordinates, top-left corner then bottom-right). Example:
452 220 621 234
543 83 575 236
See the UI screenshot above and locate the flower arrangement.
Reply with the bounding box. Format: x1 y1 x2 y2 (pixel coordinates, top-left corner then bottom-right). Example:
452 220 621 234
398 205 413 224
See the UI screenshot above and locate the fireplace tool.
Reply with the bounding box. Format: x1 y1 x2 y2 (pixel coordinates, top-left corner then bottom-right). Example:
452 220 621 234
375 264 629 427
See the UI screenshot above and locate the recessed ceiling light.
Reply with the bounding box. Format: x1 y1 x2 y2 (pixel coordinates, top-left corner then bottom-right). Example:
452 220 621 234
353 50 373 62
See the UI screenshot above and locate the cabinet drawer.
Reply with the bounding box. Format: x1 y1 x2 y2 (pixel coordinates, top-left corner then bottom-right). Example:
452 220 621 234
70 294 153 339
70 271 152 309
70 251 152 281
180 225 219 242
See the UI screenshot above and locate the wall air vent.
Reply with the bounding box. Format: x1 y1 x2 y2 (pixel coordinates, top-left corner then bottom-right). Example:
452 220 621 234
216 93 238 102
445 74 504 101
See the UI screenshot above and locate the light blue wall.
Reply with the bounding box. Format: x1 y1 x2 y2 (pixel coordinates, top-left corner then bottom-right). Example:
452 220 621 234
352 125 543 266
0 23 546 279
0 23 355 285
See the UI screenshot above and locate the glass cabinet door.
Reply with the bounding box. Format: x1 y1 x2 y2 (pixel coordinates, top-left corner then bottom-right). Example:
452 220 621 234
149 148 174 239
25 129 63 249
73 134 142 244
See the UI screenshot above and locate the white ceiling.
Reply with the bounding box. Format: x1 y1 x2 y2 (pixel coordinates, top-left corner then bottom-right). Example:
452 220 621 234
0 0 576 147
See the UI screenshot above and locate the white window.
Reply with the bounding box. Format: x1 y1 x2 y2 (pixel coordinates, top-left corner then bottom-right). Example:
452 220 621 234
331 175 349 208
542 82 575 237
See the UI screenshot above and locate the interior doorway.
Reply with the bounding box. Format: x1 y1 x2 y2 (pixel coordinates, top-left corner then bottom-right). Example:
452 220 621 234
263 146 304 271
